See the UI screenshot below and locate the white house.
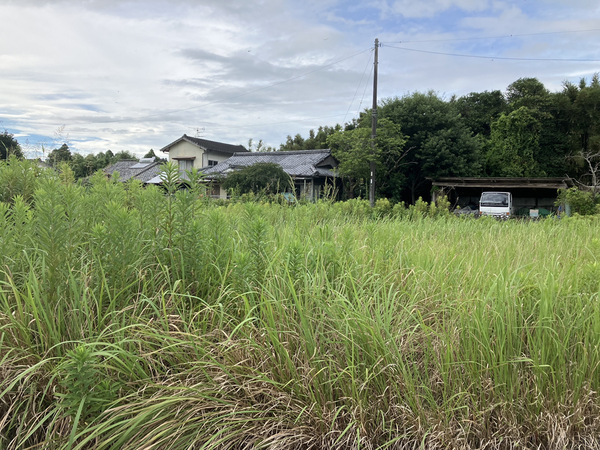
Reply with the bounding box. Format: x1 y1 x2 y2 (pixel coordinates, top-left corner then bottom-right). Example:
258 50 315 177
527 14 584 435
158 134 248 171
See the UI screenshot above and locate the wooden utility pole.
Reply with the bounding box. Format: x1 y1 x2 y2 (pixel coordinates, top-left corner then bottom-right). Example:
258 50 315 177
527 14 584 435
369 38 379 207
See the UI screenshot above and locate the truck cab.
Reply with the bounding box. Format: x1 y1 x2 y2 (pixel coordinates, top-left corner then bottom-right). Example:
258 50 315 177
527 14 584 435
479 191 514 218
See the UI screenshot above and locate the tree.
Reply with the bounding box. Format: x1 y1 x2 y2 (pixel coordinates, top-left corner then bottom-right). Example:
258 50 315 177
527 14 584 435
454 90 507 137
279 126 341 151
327 126 372 197
70 153 87 179
247 139 276 152
505 77 551 111
0 131 24 160
327 118 407 200
379 92 483 202
280 134 306 151
221 162 292 195
47 144 72 167
113 150 138 161
487 106 543 177
144 148 167 163
505 77 569 176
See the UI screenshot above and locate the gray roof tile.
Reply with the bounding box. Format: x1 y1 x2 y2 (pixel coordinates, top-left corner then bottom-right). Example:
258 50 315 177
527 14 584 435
159 134 248 155
104 160 163 182
203 149 337 178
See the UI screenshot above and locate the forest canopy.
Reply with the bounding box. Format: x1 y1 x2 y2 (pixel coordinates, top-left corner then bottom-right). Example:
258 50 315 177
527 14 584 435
280 76 600 202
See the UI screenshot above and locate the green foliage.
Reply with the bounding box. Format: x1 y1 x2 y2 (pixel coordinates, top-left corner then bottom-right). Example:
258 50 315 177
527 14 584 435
328 117 407 199
379 91 482 202
280 75 600 203
1 186 600 448
488 106 544 176
57 345 114 422
373 197 392 217
454 90 507 137
327 125 372 197
222 162 292 195
557 187 598 215
408 196 429 219
0 156 48 203
47 143 72 167
0 130 24 160
505 77 551 110
113 150 138 161
279 125 341 151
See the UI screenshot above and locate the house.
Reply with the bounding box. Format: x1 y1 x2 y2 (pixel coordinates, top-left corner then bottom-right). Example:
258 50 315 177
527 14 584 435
104 158 163 183
27 158 52 170
158 134 248 172
203 149 339 201
431 177 573 216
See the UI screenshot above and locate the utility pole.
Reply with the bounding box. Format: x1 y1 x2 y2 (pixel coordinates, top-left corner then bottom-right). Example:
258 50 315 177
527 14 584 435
369 38 379 208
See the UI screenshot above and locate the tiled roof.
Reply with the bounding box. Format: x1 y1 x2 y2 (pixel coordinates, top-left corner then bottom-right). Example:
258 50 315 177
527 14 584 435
203 149 337 178
104 158 162 182
159 134 248 155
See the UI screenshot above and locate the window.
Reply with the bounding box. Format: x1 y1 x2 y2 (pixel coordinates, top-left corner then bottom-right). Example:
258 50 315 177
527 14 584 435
178 159 193 172
207 159 218 167
480 192 509 207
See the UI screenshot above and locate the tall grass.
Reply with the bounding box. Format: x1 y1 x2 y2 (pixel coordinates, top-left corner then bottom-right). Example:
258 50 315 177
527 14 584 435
1 163 599 448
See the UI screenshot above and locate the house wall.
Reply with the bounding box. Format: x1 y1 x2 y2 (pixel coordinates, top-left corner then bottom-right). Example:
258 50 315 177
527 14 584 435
167 141 205 169
201 152 230 168
167 141 233 169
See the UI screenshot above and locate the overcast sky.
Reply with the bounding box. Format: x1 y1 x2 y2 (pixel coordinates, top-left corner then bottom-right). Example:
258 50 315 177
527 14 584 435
2 0 600 158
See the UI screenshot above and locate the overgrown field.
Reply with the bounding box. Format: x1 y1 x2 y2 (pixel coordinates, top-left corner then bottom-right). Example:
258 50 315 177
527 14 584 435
1 171 600 449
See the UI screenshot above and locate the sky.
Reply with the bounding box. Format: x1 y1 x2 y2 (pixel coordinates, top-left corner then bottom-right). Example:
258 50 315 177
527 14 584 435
1 0 600 158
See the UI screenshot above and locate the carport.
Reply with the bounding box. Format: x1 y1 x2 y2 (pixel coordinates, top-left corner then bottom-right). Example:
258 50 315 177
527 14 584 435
431 177 573 216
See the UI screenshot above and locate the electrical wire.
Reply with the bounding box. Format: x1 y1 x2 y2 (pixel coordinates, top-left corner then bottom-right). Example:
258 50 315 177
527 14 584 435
356 63 373 119
384 28 600 44
384 44 600 62
342 49 374 125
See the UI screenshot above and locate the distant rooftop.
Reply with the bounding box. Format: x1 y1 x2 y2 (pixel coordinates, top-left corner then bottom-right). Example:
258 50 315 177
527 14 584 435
104 159 162 182
203 149 337 179
159 134 248 155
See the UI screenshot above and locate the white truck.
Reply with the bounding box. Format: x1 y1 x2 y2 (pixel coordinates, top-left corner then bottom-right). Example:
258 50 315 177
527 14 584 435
479 191 514 218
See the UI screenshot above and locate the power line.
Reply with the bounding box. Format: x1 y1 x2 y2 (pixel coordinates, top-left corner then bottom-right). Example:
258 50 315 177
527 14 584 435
384 44 600 62
343 49 373 125
384 28 600 44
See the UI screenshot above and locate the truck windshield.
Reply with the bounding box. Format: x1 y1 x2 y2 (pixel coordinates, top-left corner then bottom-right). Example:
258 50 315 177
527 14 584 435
480 192 509 207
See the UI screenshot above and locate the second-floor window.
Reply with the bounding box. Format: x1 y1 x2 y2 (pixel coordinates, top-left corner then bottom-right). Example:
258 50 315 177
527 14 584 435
178 159 193 172
207 160 218 167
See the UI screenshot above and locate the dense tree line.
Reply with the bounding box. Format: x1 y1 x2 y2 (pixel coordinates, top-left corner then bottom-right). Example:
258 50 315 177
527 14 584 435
0 131 24 160
281 76 600 202
5 76 600 200
45 144 144 179
1 133 163 179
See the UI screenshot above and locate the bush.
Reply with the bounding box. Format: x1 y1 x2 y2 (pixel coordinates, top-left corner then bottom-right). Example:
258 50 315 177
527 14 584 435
0 156 49 203
222 163 293 196
374 198 392 217
557 187 597 215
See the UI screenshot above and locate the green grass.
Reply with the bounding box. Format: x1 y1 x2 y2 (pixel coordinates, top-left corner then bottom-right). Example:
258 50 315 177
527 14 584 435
1 167 600 448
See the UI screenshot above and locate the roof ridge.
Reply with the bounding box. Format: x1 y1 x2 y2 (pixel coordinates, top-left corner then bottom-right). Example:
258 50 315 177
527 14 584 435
232 149 330 156
183 134 246 148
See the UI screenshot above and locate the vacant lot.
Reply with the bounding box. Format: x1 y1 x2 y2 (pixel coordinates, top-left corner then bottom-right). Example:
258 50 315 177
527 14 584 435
1 174 599 449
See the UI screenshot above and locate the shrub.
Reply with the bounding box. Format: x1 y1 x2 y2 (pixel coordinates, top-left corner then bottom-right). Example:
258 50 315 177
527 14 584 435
0 156 48 203
222 162 292 196
557 187 597 215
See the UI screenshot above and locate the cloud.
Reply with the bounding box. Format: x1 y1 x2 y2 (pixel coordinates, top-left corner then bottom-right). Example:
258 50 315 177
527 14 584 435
1 0 600 156
388 0 489 18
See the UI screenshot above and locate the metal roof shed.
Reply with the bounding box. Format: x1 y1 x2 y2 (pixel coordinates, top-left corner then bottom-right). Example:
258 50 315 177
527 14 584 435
431 177 573 214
